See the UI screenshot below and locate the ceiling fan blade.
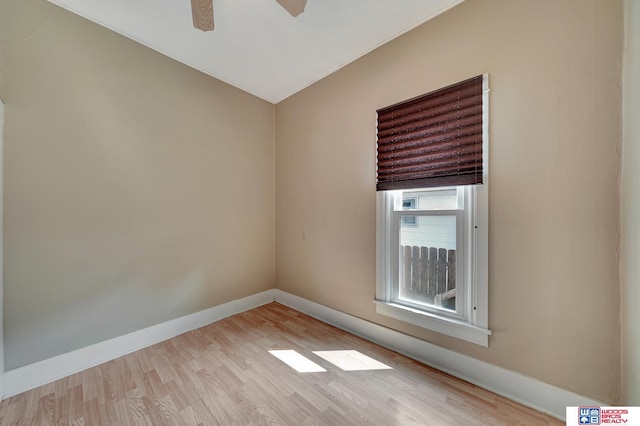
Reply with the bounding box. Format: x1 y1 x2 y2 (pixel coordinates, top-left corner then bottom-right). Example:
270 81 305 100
191 0 214 31
276 0 307 17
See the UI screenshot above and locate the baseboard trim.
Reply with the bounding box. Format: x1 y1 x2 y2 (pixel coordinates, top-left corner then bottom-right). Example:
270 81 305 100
272 289 605 421
2 288 605 421
2 290 276 399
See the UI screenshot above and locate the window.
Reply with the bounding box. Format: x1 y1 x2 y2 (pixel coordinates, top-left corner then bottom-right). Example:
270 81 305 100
375 75 490 346
400 198 417 227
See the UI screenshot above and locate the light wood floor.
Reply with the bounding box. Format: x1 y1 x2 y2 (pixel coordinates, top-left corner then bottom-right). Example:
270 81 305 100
0 302 562 425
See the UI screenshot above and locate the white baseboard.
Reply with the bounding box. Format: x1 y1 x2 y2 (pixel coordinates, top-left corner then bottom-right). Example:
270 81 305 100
2 288 604 422
272 289 605 421
2 290 276 399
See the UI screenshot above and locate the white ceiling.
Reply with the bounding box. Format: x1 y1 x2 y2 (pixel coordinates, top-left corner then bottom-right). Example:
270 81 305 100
47 0 463 104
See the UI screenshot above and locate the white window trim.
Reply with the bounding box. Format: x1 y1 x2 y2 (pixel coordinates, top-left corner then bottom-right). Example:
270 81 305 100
375 74 490 347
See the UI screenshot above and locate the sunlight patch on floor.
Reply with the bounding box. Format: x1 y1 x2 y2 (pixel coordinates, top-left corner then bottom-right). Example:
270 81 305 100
268 350 327 373
313 350 393 371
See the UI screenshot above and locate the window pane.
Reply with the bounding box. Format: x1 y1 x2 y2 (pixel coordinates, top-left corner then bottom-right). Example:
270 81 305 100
398 215 457 311
400 197 417 227
400 189 458 210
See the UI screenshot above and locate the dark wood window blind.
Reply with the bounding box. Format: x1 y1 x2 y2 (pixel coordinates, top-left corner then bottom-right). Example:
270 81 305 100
376 75 484 191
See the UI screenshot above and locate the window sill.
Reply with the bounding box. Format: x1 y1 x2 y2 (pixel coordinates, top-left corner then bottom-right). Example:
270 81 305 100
374 300 491 347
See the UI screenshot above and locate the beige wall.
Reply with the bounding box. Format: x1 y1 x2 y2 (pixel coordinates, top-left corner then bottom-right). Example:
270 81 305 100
0 0 275 369
276 0 623 403
622 0 640 405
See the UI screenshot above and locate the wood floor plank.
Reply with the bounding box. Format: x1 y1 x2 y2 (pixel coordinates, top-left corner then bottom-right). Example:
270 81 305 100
0 302 563 425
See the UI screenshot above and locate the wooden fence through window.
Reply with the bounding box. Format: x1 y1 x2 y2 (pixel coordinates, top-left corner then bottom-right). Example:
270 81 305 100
399 246 456 309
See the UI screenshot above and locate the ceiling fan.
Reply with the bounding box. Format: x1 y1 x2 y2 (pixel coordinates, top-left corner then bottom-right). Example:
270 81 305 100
190 0 307 32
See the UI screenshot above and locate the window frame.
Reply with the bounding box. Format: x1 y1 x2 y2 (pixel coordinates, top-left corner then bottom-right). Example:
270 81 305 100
375 74 490 347
391 188 466 320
